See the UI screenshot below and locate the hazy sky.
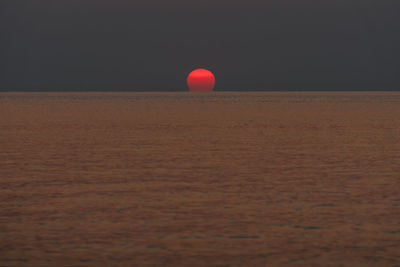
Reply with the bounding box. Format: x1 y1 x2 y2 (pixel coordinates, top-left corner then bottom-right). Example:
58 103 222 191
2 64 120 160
1 0 399 91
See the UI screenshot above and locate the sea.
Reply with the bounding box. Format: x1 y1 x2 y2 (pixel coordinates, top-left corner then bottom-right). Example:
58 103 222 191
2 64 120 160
1 92 399 265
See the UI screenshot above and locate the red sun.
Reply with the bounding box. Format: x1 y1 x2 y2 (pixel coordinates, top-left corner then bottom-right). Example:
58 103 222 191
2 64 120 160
187 69 215 92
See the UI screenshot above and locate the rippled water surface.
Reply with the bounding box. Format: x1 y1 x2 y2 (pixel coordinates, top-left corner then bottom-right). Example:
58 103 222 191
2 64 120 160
1 92 400 266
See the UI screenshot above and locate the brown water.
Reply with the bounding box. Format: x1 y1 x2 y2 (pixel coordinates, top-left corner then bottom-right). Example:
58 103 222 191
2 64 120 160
1 92 399 266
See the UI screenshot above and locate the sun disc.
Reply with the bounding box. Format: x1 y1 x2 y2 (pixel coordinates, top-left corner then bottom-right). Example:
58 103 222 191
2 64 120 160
187 69 215 92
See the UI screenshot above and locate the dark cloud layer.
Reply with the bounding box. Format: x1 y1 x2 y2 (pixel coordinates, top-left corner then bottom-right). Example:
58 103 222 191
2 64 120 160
1 0 399 91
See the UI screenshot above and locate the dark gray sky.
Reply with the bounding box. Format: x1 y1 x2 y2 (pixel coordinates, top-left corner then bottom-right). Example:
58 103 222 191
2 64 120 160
1 0 399 91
